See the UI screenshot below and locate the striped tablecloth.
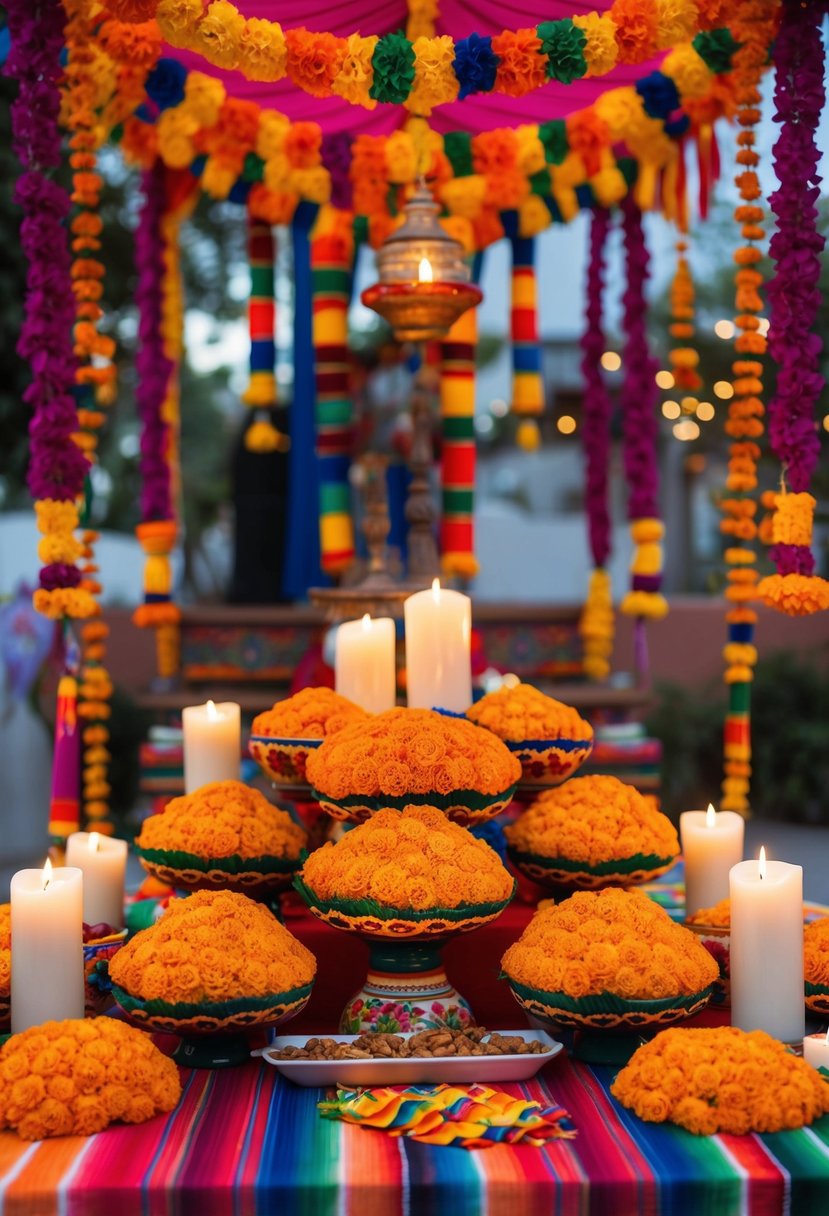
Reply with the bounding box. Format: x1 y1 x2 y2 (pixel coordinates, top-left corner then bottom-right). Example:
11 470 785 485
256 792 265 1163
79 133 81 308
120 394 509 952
2 1052 829 1215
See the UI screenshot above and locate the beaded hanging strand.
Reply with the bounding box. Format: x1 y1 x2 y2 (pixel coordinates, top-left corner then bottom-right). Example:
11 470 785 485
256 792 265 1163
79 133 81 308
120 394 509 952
509 234 545 451
578 207 614 681
718 0 780 817
439 307 479 580
757 0 829 617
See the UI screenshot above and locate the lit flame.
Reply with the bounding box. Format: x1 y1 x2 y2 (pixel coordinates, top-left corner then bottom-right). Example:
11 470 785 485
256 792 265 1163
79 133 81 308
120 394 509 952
431 577 441 603
361 614 371 632
706 803 716 828
206 699 219 721
89 831 101 853
418 257 433 283
42 857 53 891
758 846 767 880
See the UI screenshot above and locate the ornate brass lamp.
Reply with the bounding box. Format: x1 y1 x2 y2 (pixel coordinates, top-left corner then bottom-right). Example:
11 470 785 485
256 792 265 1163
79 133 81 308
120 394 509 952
361 181 482 341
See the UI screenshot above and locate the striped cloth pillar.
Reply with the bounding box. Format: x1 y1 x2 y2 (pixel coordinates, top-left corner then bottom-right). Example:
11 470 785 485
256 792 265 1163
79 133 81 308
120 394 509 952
509 235 545 451
311 206 355 575
243 214 284 453
439 307 479 579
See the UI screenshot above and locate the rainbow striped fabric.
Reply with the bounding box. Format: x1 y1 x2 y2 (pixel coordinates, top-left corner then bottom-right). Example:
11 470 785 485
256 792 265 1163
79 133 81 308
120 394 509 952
2 1049 829 1213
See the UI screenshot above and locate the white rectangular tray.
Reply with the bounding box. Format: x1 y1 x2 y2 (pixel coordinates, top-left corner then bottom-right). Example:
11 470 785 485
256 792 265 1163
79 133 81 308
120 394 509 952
256 1029 563 1088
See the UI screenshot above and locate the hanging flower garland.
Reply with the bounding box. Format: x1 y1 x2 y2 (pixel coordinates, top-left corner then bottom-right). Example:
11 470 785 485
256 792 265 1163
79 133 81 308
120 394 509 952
440 307 479 579
153 0 724 109
718 0 780 818
619 196 668 638
757 0 829 617
508 232 545 451
4 0 95 622
579 208 615 682
242 212 285 453
668 237 703 402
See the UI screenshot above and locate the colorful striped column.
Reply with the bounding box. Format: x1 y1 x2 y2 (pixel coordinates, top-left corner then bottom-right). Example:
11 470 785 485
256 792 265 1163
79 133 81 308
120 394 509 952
243 213 284 453
439 307 479 579
509 235 545 451
310 205 355 575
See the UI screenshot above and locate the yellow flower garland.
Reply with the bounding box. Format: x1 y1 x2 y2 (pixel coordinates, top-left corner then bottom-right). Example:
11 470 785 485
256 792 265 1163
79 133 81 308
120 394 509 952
0 1018 181 1140
502 888 717 1001
612 1026 829 1135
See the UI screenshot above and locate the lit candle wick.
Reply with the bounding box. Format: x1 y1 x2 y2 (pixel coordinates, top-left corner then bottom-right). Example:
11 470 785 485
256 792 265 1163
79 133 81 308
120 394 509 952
418 257 433 283
206 699 219 721
361 614 371 632
758 845 767 880
705 803 716 828
431 577 441 603
88 831 101 853
42 856 53 891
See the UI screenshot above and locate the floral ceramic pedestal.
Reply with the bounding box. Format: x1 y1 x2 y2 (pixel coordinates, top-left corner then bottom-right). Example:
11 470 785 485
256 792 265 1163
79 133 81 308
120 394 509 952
340 939 473 1034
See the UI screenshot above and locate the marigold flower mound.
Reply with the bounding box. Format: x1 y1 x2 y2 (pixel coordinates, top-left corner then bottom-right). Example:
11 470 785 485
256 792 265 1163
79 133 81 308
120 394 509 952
502 887 717 1011
0 904 9 1027
504 775 679 887
109 889 316 1008
804 919 829 1012
251 687 368 739
305 708 521 822
612 1026 829 1135
298 806 515 915
135 780 307 877
466 682 593 744
686 897 731 928
0 1017 181 1140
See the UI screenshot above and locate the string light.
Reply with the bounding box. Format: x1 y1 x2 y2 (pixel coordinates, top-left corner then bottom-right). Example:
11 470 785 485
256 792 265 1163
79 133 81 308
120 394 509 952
655 370 675 389
557 415 577 434
600 351 621 372
715 319 735 340
714 380 734 400
662 400 681 420
696 401 715 421
680 396 698 414
673 419 700 441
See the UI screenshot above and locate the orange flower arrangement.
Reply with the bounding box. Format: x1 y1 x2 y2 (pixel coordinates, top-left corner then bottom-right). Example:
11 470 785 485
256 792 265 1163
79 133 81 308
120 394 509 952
300 806 514 911
804 918 829 988
612 1026 829 1135
686 897 731 928
466 681 592 743
505 775 679 872
251 687 368 739
306 708 522 800
0 1017 181 1140
110 890 316 1005
136 780 306 862
502 888 717 1000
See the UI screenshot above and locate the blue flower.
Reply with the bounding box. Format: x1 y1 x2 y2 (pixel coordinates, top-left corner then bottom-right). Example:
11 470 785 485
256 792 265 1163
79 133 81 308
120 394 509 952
635 72 680 121
453 33 498 100
145 58 187 112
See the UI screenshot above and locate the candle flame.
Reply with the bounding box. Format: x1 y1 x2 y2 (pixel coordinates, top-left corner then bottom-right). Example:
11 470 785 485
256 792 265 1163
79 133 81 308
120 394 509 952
706 803 716 828
206 699 219 721
89 831 101 853
361 614 371 631
418 257 433 283
431 577 441 603
42 856 53 890
758 846 767 879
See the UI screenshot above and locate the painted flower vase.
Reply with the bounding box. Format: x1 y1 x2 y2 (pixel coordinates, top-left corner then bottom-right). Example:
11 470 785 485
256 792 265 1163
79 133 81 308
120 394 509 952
340 940 473 1035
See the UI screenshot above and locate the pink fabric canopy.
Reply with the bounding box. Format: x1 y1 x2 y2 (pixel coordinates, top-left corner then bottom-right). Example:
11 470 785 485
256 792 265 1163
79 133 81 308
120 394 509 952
168 0 664 136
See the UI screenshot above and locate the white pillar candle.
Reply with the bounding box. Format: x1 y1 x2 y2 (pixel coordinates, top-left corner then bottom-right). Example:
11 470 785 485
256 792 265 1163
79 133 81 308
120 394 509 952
65 831 128 929
404 579 472 713
803 1031 829 1073
730 849 805 1042
11 860 85 1033
335 615 396 714
680 803 745 918
182 700 241 793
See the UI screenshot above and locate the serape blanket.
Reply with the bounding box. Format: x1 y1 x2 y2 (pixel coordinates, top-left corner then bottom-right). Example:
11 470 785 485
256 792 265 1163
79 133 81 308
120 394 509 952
2 1053 829 1215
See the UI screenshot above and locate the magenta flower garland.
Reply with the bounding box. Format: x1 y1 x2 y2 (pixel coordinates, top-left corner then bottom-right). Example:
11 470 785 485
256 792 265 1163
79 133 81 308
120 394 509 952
758 0 829 616
578 208 615 681
619 196 668 630
5 0 94 620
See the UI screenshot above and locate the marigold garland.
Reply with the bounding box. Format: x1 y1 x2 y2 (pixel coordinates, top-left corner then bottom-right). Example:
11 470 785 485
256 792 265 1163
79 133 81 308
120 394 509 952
612 1026 829 1135
466 682 592 744
251 687 368 740
136 779 307 862
501 888 717 1001
668 238 702 397
505 774 678 869
719 0 780 816
300 805 513 911
0 1017 181 1140
110 889 316 1004
306 708 522 801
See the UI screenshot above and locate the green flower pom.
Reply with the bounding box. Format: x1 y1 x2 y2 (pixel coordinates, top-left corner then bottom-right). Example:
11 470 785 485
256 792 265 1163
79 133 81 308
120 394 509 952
536 20 587 85
369 32 416 105
693 29 740 75
443 132 474 177
538 119 567 166
243 153 265 183
529 168 552 197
